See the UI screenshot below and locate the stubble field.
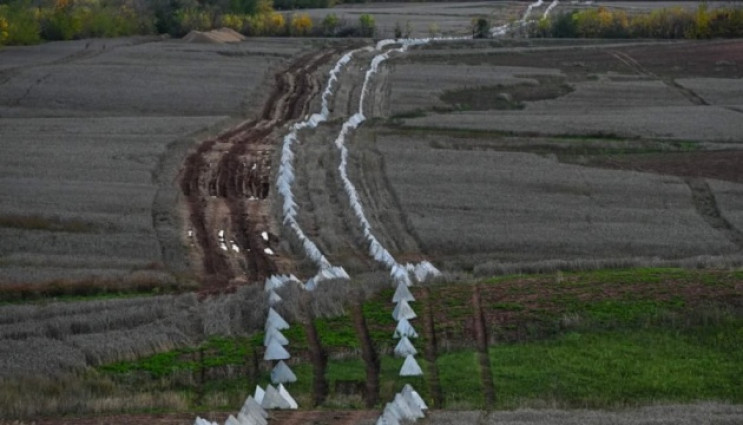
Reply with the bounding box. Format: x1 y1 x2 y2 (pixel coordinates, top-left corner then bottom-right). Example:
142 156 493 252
0 1 742 424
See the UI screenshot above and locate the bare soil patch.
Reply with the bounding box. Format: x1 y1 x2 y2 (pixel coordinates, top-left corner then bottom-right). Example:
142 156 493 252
179 48 342 292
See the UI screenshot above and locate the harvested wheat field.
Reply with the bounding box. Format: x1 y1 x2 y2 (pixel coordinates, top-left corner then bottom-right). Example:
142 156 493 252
1 1 742 424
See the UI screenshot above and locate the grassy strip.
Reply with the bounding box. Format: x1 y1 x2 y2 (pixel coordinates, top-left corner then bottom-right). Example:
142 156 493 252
96 267 742 411
437 323 743 409
99 320 742 410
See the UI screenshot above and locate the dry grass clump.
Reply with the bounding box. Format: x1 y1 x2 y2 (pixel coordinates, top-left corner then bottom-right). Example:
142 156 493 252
0 288 271 378
0 372 188 419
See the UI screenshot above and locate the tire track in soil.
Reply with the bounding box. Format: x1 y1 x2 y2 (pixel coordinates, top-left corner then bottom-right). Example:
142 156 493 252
300 292 330 407
686 178 743 250
610 50 709 106
421 287 444 408
180 49 339 292
351 301 381 408
472 284 496 409
351 135 425 259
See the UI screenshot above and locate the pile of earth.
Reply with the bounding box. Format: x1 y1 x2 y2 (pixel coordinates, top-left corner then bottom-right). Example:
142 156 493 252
182 28 246 43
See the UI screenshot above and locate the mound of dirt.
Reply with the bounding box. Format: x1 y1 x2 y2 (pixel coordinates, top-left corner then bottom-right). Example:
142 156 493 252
182 28 246 44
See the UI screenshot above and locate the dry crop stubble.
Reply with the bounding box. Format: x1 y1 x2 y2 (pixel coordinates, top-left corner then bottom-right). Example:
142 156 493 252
385 62 563 117
290 123 371 273
403 105 743 142
675 77 743 106
346 130 423 259
0 38 312 286
709 180 743 237
363 131 738 269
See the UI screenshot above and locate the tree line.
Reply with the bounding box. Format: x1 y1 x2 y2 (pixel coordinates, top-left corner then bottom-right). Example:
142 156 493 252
0 0 377 45
532 4 743 39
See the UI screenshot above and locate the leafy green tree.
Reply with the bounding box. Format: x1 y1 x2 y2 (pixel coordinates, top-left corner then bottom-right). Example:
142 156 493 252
1 1 41 44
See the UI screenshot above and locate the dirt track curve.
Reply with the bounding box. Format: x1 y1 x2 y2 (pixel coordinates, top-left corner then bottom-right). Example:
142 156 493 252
180 48 339 292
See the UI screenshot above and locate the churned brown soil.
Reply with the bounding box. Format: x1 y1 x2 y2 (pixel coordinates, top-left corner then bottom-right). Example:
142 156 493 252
179 48 344 293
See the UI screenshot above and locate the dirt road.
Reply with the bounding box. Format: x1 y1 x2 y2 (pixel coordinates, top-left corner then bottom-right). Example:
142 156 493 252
179 48 341 292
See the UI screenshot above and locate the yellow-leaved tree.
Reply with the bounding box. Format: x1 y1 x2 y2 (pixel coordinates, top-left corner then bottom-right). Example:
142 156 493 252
0 14 8 45
290 13 312 36
265 12 285 35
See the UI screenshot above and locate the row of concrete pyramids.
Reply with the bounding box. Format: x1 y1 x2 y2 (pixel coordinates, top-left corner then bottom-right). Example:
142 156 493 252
193 392 269 425
392 280 423 377
263 279 298 407
376 384 428 425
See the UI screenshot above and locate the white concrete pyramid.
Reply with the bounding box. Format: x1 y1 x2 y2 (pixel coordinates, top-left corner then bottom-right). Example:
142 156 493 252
378 409 400 425
304 277 317 291
388 400 408 421
263 327 289 346
414 261 441 283
264 339 290 360
253 385 265 405
278 383 299 409
392 282 415 303
265 308 289 331
394 336 417 357
395 393 424 419
271 360 297 384
194 417 218 425
392 299 417 321
402 384 428 410
400 355 423 376
237 412 266 425
267 290 282 306
390 264 412 287
264 275 283 292
261 384 291 409
224 414 240 425
393 317 418 339
239 395 267 419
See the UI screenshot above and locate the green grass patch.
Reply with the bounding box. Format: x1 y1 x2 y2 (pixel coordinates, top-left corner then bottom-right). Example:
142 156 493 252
439 76 573 111
492 324 743 408
96 267 742 411
101 336 253 379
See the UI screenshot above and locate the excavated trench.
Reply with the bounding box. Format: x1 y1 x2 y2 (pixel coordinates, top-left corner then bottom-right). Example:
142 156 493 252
180 48 339 291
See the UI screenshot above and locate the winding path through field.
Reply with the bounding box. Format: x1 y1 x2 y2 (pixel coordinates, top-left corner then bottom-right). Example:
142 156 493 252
179 48 340 291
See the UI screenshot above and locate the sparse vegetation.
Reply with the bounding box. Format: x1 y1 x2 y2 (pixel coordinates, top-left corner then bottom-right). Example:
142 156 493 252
58 267 742 417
